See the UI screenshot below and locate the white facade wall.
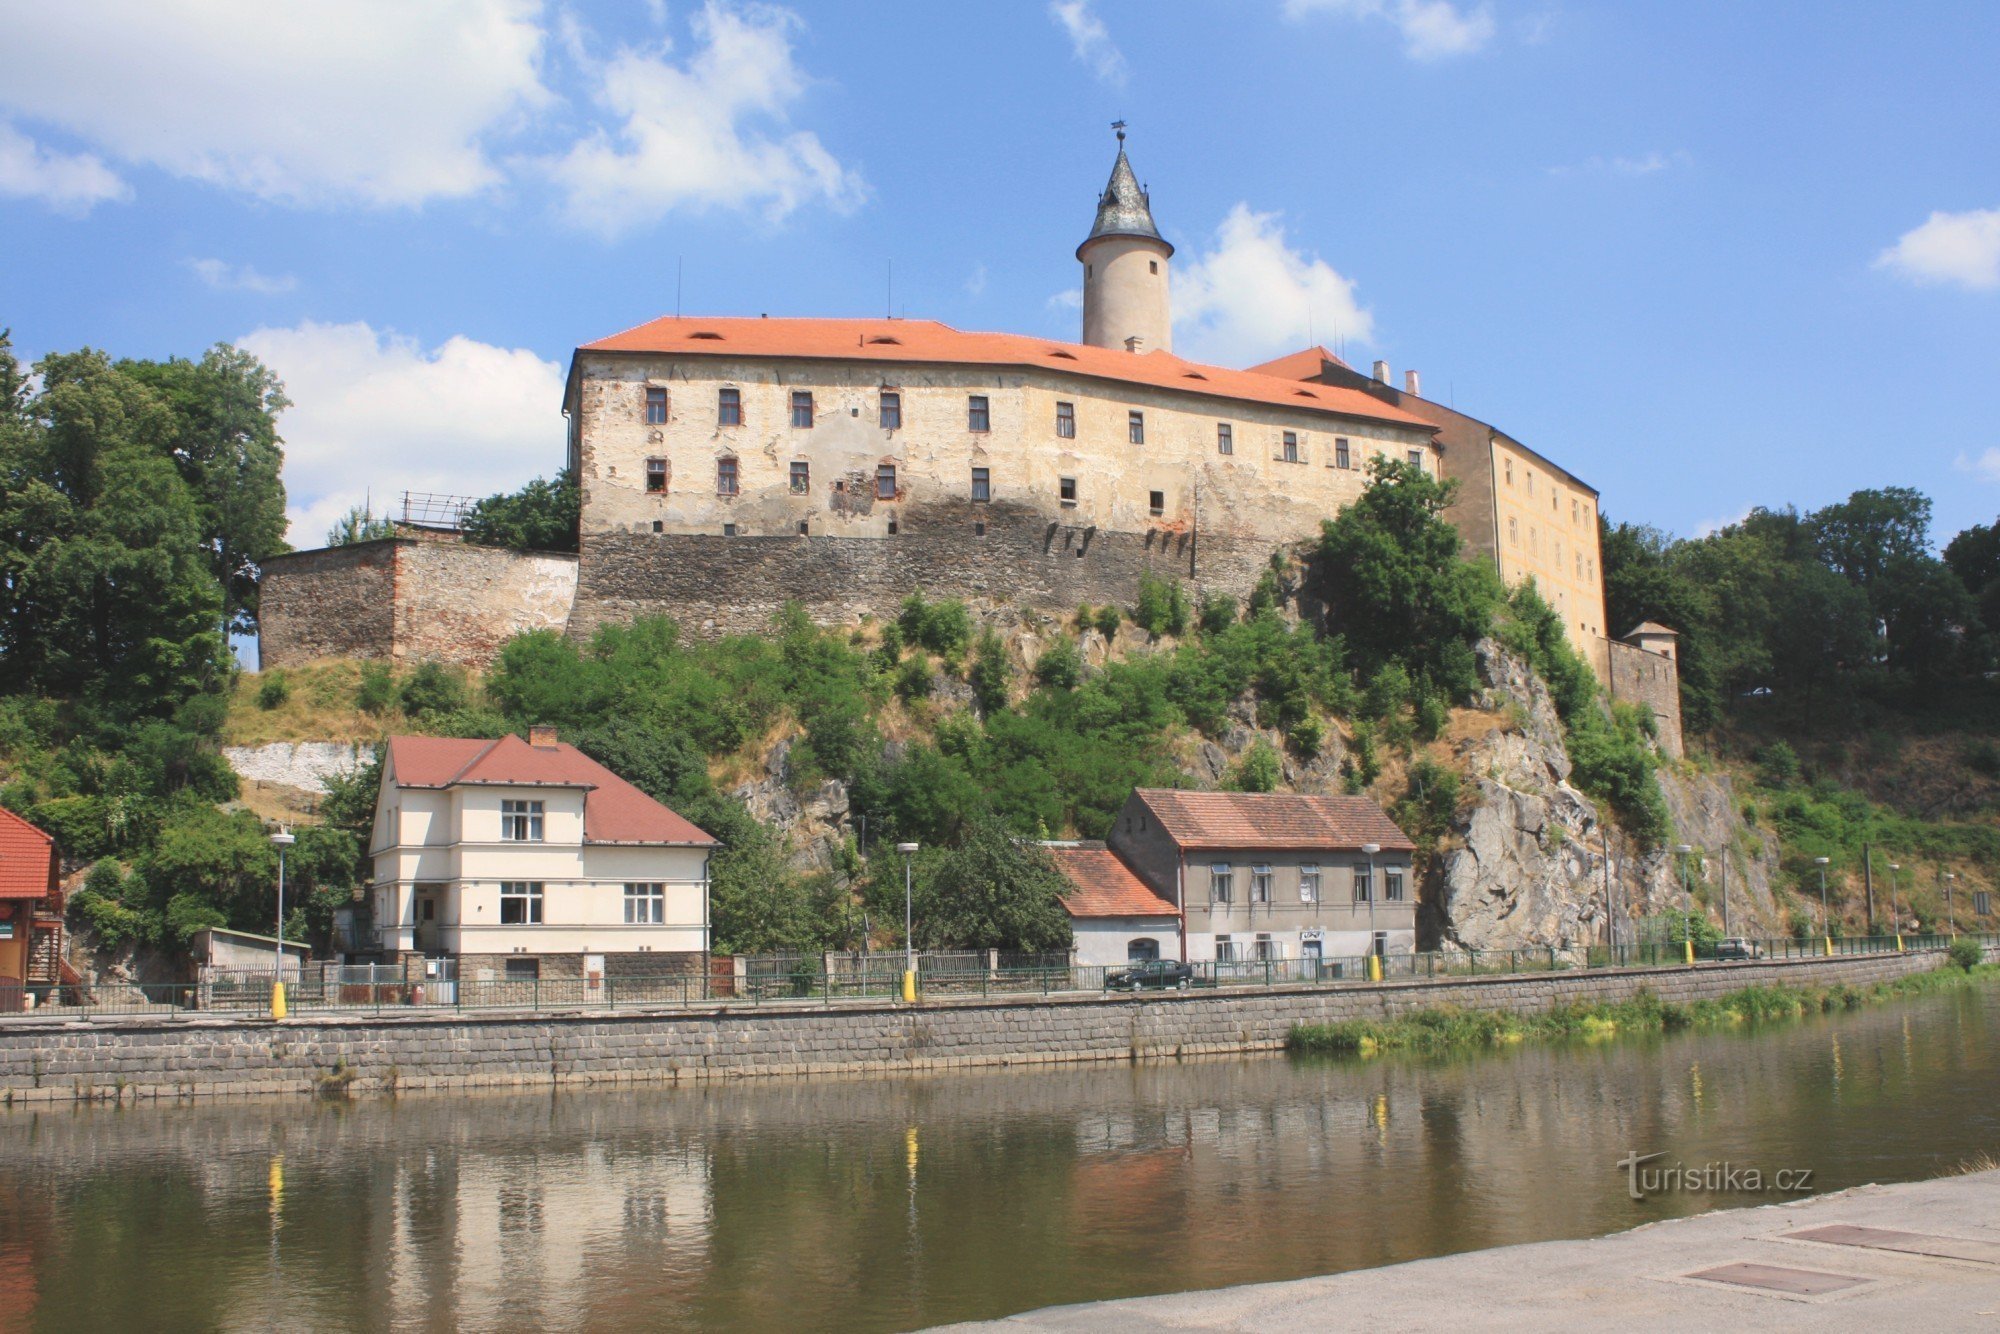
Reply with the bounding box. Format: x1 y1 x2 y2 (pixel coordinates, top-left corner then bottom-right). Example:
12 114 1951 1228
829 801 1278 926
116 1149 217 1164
369 770 710 960
1071 917 1180 967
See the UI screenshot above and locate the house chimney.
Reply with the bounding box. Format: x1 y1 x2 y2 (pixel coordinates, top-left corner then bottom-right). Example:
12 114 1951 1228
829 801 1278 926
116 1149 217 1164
1404 369 1421 397
528 725 559 749
1124 335 1147 354
1372 359 1390 385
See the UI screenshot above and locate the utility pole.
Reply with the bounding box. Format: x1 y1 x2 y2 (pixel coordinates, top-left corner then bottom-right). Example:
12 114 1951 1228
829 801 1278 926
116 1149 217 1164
1863 843 1875 937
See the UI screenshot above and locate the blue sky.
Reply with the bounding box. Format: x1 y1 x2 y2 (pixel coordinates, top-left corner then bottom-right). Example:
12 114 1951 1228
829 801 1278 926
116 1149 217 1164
3 0 1998 550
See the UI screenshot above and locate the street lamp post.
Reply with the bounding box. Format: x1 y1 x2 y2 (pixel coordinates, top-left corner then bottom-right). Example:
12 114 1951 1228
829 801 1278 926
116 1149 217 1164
1360 843 1381 981
1888 862 1904 951
1672 844 1696 965
896 843 919 1003
1944 871 1958 938
1815 856 1832 956
269 827 295 1019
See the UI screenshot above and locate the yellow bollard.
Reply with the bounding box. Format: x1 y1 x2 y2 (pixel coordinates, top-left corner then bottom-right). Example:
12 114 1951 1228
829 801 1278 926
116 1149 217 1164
1895 935 1905 953
1366 954 1382 983
901 970 916 1004
1824 936 1835 958
270 980 287 1020
1684 939 1694 966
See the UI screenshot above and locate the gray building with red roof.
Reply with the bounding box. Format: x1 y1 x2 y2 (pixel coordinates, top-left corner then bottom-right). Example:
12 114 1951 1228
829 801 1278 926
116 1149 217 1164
1052 788 1417 968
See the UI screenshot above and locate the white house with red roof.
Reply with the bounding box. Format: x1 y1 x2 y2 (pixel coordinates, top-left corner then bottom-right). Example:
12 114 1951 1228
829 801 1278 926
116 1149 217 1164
370 727 717 983
1053 788 1417 968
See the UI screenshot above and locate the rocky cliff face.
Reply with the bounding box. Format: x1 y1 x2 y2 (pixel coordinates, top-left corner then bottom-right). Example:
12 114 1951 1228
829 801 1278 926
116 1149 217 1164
1432 641 1782 956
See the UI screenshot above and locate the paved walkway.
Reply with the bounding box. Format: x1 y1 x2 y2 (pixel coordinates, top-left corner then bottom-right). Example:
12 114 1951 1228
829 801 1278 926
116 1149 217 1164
942 1170 2000 1332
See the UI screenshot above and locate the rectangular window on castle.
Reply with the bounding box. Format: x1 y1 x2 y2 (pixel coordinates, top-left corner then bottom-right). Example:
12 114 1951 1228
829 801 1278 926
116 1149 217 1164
1059 476 1077 505
623 882 666 925
967 395 990 432
1504 457 1513 487
1508 517 1519 546
1282 432 1300 463
876 464 897 500
718 387 742 427
1334 438 1351 470
645 386 668 425
499 882 543 925
1056 401 1076 438
1571 498 1580 525
790 461 810 494
790 391 814 429
971 467 990 502
1148 490 1165 517
1128 411 1145 445
880 391 901 430
1217 423 1233 455
716 457 738 496
645 457 667 493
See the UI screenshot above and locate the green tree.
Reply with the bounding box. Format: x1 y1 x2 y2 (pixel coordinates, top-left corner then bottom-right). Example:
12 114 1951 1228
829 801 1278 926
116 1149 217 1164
460 469 579 552
1316 456 1502 699
894 814 1072 953
326 502 396 546
119 344 289 634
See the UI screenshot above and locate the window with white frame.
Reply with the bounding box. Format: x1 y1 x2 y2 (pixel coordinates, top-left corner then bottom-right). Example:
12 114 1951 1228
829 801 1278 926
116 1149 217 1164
1215 934 1238 962
1254 933 1276 962
1251 865 1273 903
500 882 543 924
624 882 666 924
1300 865 1321 903
1210 863 1234 903
1385 868 1406 902
1353 864 1373 903
501 799 544 842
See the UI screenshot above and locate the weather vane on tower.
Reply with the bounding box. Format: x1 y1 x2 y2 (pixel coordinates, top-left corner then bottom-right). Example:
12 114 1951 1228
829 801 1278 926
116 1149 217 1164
1111 119 1126 143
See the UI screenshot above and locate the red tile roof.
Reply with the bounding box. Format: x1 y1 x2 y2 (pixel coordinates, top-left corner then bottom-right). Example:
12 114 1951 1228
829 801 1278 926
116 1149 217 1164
0 807 58 900
1243 345 1350 381
385 735 716 847
1048 847 1180 919
577 317 1434 431
1132 789 1415 853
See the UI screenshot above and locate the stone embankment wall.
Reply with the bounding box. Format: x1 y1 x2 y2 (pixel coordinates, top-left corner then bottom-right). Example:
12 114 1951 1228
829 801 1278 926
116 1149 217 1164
258 537 577 669
0 950 1960 1105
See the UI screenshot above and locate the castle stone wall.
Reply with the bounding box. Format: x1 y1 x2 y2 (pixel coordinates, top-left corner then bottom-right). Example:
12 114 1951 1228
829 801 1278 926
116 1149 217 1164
1607 638 1684 758
259 538 577 670
569 497 1278 640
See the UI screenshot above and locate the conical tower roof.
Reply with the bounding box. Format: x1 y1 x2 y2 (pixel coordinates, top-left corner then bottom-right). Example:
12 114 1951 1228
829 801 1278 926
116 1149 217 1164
1078 137 1172 259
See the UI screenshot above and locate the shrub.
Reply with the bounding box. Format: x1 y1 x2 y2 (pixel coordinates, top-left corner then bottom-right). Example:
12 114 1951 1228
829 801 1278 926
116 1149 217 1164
1757 740 1801 788
1033 636 1083 690
1198 593 1238 635
1949 936 1983 971
898 592 972 657
1093 604 1122 641
398 661 470 721
969 629 1012 712
256 671 291 710
1133 572 1191 638
355 662 397 715
894 654 933 702
1287 715 1324 759
1229 739 1282 793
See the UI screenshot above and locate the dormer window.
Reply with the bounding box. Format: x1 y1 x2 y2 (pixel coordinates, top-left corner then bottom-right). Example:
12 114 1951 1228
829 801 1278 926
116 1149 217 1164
501 799 544 842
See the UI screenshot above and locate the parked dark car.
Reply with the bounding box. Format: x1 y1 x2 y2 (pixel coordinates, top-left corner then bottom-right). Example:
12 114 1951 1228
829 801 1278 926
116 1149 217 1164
1105 959 1195 991
1713 937 1764 961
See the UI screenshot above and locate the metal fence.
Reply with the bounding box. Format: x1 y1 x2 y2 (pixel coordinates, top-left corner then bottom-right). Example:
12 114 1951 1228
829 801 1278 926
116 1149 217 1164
1 933 1989 1022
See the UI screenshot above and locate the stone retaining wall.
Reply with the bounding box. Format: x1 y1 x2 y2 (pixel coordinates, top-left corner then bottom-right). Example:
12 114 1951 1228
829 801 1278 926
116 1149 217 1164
0 950 1960 1104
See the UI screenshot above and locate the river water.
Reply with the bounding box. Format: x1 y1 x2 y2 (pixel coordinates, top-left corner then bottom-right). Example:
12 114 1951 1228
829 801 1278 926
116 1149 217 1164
3 988 1999 1332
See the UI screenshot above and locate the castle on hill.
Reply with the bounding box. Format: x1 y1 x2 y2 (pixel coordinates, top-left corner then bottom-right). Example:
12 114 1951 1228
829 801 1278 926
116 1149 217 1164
259 131 1681 752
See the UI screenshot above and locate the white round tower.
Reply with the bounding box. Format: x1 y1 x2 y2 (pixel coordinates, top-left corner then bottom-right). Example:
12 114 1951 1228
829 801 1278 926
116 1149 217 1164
1078 126 1173 354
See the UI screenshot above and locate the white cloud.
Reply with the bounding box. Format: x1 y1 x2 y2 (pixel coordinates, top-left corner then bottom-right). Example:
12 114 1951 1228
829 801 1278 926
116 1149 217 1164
966 263 989 297
1955 449 2000 485
187 258 298 296
1877 208 2000 292
0 0 550 207
1050 1 1130 87
544 2 863 236
1173 203 1374 366
236 321 566 545
1283 0 1495 61
1046 288 1083 314
0 122 128 214
1548 149 1692 179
